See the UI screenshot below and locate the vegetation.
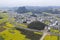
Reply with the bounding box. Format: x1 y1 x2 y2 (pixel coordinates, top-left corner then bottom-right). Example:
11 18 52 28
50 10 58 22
0 29 26 40
44 35 58 40
44 20 50 25
0 36 4 40
2 11 7 13
28 21 47 30
0 12 60 40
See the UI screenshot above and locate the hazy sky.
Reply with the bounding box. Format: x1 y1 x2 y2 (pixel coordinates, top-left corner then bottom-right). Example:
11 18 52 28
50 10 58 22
0 0 60 7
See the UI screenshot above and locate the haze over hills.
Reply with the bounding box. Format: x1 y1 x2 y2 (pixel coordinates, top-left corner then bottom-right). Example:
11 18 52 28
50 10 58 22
0 6 60 14
16 6 60 14
0 6 60 9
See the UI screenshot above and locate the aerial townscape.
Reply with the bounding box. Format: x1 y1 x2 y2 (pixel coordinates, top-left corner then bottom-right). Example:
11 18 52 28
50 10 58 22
0 6 60 40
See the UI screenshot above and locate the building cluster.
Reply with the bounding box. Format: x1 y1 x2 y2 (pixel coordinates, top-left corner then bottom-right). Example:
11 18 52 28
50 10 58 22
14 13 60 30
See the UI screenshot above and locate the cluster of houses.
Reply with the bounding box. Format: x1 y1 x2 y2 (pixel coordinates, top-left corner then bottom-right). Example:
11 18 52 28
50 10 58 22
14 13 60 30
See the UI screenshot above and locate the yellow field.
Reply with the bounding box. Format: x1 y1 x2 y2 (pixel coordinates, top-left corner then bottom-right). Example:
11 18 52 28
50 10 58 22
44 35 58 40
0 13 60 40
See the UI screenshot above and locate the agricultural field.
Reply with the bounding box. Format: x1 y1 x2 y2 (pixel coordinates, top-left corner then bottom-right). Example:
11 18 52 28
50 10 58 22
0 12 60 40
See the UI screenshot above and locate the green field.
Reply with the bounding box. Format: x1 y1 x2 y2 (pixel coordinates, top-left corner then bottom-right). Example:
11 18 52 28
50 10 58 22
0 12 60 40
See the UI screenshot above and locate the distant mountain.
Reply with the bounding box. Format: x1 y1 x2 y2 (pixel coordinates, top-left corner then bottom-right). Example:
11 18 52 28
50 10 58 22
3 6 60 14
16 6 29 13
25 6 60 14
0 7 18 12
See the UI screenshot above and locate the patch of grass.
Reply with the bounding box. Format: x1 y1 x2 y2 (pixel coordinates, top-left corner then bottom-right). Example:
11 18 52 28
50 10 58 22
44 35 58 40
0 36 4 40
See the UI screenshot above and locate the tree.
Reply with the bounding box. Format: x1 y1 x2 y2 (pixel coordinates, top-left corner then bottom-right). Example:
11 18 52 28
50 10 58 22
2 11 7 13
0 17 3 19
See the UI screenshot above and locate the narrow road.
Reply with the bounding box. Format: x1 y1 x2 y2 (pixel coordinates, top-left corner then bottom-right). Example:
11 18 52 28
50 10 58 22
40 32 47 40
